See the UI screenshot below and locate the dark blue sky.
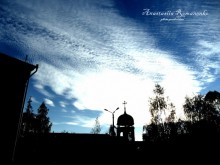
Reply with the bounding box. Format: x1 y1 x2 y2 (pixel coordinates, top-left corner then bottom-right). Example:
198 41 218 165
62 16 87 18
0 0 219 140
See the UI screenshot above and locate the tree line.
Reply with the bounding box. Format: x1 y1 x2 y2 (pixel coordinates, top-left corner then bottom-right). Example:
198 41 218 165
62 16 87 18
20 97 52 135
143 84 220 142
21 83 220 142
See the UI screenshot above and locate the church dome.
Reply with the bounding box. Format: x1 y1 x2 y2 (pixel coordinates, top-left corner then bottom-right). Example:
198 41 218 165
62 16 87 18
117 112 134 126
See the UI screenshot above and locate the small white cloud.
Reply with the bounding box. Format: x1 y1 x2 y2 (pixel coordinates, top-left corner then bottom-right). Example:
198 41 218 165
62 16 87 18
61 109 67 113
59 101 67 108
44 98 55 107
30 96 39 104
65 122 78 125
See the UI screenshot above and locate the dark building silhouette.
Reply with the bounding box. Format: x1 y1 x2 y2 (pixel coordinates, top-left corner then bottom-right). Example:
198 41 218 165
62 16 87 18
0 52 38 163
15 133 138 163
117 101 135 141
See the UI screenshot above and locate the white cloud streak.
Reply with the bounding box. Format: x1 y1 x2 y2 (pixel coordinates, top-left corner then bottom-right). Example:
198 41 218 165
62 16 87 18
26 0 205 140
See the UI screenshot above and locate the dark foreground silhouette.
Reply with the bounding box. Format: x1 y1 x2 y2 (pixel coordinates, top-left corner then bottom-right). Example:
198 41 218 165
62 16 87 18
12 132 220 164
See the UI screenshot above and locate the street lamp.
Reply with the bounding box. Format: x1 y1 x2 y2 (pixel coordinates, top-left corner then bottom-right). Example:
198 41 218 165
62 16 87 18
104 107 119 136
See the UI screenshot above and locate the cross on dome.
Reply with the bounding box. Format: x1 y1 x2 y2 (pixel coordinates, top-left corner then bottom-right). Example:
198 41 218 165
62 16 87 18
122 101 127 114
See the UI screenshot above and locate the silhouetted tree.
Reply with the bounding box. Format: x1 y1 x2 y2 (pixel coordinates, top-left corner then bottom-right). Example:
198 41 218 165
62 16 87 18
183 91 220 135
143 84 177 141
21 97 36 134
176 119 190 134
35 102 52 133
143 123 159 141
183 94 205 122
166 104 176 123
149 84 170 124
204 91 220 119
90 117 101 134
204 90 220 103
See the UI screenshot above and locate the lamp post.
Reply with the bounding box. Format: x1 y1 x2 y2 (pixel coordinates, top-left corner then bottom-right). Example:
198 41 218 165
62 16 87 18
104 107 119 136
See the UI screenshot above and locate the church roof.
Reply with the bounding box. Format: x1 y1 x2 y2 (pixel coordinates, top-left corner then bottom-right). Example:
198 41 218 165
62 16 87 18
117 112 134 126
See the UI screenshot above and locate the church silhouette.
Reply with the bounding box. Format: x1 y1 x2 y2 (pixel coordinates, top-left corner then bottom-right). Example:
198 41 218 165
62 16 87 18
117 101 135 141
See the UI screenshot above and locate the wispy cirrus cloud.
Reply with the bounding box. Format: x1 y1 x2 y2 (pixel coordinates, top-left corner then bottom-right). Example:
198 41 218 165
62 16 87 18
11 0 203 127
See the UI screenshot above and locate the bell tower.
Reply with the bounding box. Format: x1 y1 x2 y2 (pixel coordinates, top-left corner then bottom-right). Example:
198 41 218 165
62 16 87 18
116 101 135 141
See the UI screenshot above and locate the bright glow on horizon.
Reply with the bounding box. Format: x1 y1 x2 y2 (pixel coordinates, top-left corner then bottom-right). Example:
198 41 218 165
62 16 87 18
32 58 202 141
